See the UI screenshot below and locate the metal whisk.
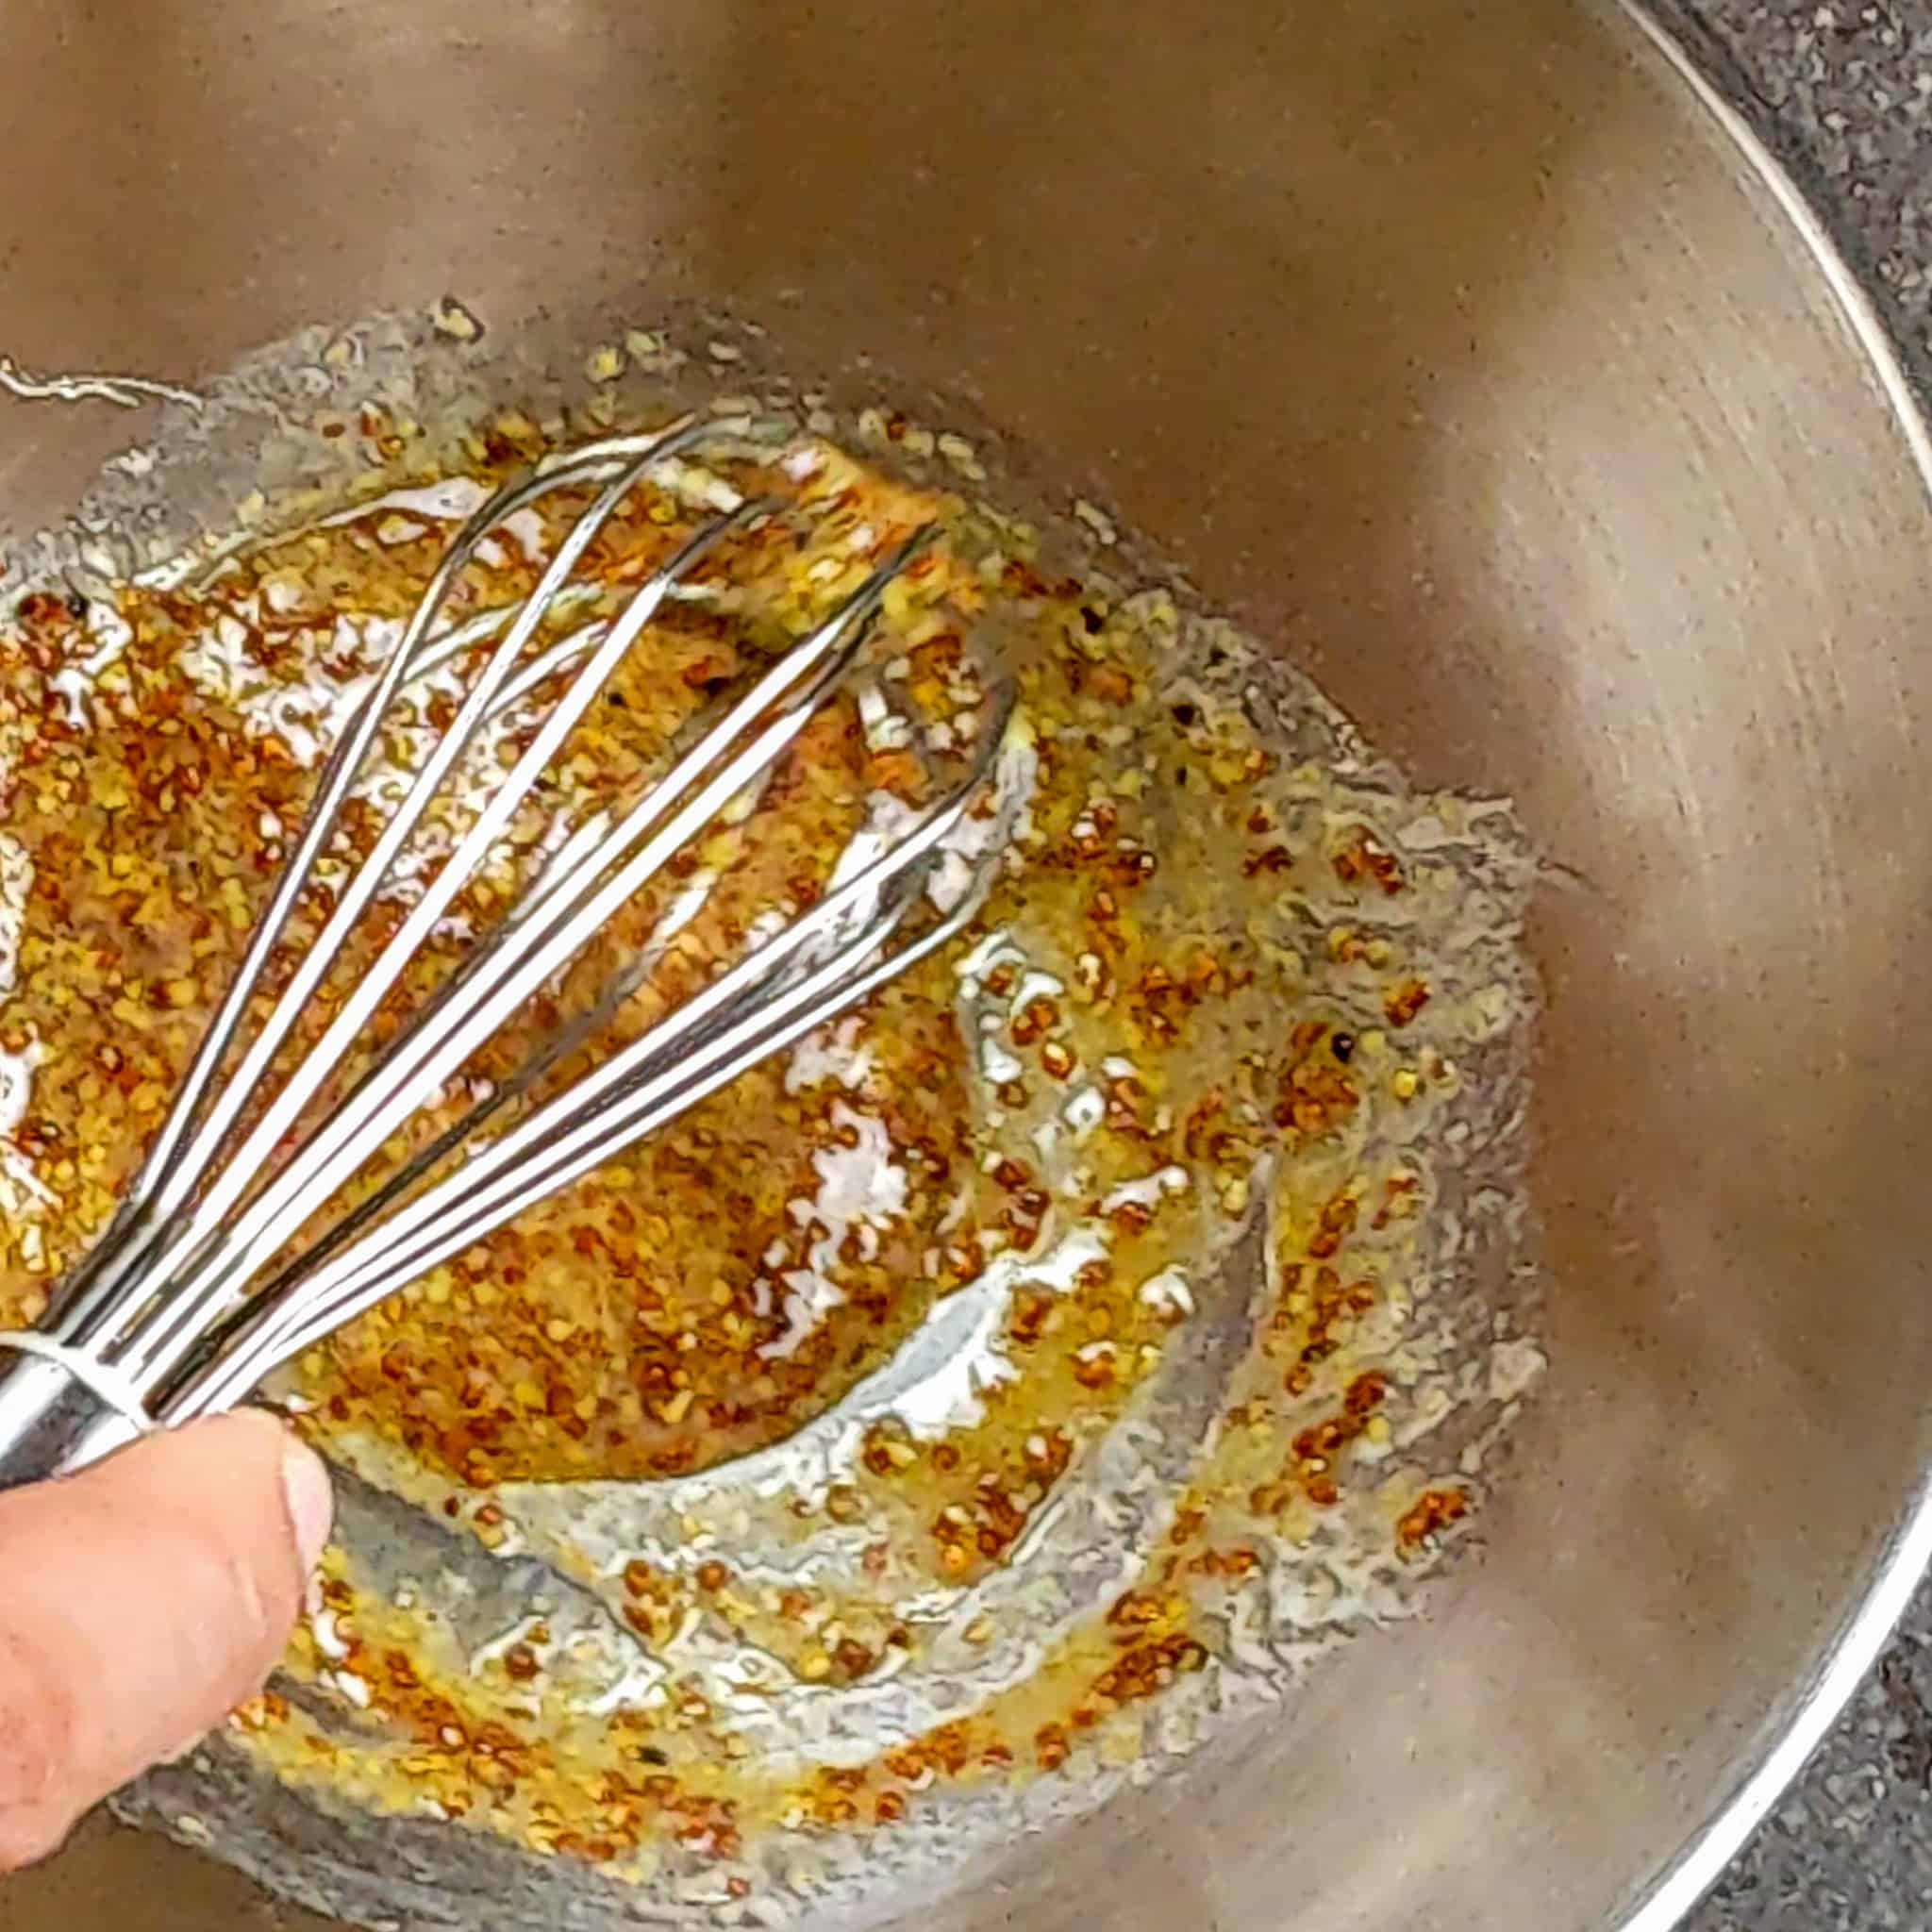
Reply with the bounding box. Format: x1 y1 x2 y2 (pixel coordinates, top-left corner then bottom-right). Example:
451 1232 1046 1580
0 418 1014 1490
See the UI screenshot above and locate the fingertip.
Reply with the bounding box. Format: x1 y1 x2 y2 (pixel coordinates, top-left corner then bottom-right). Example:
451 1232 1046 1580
189 1409 334 1580
279 1431 334 1576
0 1408 334 1857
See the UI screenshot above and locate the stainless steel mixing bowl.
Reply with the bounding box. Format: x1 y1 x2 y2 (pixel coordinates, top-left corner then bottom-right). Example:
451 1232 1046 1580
5 0 1931 1926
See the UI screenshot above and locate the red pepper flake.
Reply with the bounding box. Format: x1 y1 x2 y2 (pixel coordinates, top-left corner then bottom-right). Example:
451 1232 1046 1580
1306 1190 1359 1261
1344 1370 1389 1416
1397 1486 1471 1552
1010 996 1058 1046
1383 978 1431 1028
1092 1633 1209 1703
1332 826 1406 895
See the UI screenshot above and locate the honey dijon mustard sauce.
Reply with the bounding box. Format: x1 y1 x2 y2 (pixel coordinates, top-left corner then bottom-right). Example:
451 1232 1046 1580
0 311 1541 1924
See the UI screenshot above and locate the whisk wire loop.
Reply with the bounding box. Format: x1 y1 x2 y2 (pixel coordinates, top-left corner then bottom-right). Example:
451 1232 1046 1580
0 423 1013 1484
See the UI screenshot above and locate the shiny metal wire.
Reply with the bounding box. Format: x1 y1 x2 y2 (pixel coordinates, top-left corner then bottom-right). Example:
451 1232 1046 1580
0 419 1013 1476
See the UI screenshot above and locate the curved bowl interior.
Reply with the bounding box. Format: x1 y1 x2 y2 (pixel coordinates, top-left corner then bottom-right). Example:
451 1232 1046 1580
4 0 1931 1927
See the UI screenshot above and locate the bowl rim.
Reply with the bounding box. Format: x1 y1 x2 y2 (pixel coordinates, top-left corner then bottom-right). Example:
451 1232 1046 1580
1607 8 1932 1923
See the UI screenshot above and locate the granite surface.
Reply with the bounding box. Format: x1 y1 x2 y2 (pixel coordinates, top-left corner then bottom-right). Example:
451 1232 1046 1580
1664 8 1932 1924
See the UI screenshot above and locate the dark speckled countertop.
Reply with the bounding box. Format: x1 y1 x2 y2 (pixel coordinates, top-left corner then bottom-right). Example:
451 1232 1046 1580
1652 3 1932 1924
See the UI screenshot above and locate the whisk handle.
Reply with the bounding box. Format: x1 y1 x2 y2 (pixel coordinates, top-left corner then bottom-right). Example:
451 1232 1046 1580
0 1343 145 1491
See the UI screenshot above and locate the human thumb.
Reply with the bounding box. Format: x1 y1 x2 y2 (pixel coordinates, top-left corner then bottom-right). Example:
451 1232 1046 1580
0 1409 332 1871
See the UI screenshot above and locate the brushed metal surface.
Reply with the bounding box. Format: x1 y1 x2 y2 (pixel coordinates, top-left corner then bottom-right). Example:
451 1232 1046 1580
3 0 1931 1927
